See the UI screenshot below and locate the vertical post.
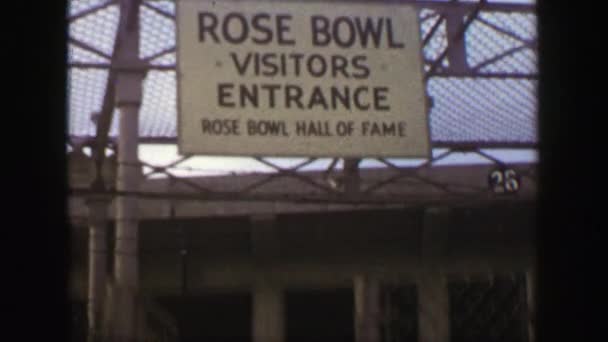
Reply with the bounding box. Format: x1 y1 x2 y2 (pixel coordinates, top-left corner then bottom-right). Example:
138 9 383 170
418 207 451 342
86 195 110 342
343 158 361 195
252 281 285 342
354 275 381 342
113 0 144 340
444 8 469 74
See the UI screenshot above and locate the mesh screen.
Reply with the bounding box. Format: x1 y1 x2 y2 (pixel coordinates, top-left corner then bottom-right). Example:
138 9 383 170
68 0 538 145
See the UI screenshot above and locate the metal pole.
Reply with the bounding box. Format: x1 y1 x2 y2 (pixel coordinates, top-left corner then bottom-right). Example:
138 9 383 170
113 0 144 340
115 71 142 290
86 194 110 342
445 8 469 74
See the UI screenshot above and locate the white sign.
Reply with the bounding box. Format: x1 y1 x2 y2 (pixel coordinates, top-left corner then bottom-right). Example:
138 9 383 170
177 0 430 157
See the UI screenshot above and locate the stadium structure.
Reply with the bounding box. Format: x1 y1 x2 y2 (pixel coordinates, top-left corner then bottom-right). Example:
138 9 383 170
67 1 538 341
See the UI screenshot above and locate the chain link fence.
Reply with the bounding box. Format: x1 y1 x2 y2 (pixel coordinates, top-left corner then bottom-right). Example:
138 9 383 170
67 0 537 145
448 274 529 342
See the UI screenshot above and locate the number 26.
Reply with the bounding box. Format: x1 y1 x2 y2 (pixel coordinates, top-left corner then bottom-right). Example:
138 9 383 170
489 169 520 194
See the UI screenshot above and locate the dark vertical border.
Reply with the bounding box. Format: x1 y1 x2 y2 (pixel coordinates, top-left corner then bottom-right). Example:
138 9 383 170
7 0 69 341
536 0 601 341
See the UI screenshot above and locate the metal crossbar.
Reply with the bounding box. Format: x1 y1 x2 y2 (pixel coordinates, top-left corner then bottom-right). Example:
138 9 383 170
475 15 536 49
68 0 118 22
253 157 342 194
426 0 488 80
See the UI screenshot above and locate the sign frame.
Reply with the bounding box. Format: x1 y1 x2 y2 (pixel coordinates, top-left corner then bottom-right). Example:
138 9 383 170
176 0 431 158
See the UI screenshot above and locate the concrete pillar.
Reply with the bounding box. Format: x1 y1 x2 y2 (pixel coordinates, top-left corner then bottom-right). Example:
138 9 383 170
112 0 144 339
417 272 450 342
86 195 110 342
253 282 284 342
354 275 381 342
251 214 283 342
417 207 451 342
